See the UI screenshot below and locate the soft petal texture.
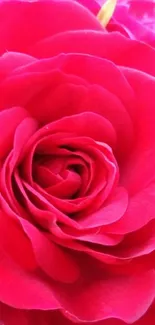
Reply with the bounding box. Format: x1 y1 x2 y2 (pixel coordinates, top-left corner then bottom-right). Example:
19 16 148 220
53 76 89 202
0 0 155 325
0 209 36 271
0 0 103 54
107 0 155 47
31 31 155 76
0 251 59 310
20 218 80 283
0 107 30 159
1 302 155 325
0 52 37 82
75 0 100 14
52 269 155 323
104 183 155 233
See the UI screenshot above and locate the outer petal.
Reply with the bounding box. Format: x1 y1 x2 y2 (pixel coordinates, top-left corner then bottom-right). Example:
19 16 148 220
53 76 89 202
110 0 155 42
0 52 37 82
1 304 155 325
104 182 155 234
120 67 155 194
111 3 155 46
75 0 100 14
52 269 155 323
0 0 103 54
31 31 155 76
20 218 80 284
0 250 59 310
0 54 133 154
0 107 30 159
0 209 36 271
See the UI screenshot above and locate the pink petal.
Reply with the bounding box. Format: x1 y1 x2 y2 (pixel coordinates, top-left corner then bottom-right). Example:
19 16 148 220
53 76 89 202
0 107 30 159
20 219 80 284
0 251 59 310
0 69 87 116
0 306 73 325
120 67 155 194
75 0 100 14
106 219 155 259
32 31 155 76
113 4 155 45
0 209 36 271
0 0 102 54
78 187 128 227
52 269 155 323
105 182 155 234
0 52 37 82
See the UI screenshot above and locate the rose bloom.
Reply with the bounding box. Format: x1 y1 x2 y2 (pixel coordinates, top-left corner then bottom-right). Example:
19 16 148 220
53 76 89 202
0 0 155 324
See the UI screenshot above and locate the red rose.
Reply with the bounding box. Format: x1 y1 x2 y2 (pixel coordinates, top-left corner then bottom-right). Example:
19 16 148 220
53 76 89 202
0 0 155 324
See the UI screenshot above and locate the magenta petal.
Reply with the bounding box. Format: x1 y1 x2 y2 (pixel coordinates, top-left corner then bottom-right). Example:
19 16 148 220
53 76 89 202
105 182 155 234
120 67 155 194
0 107 29 159
78 187 128 228
109 220 155 259
0 52 37 82
0 209 36 271
53 270 155 323
0 251 59 310
0 306 75 325
0 0 102 54
19 219 80 284
31 31 155 76
75 0 100 14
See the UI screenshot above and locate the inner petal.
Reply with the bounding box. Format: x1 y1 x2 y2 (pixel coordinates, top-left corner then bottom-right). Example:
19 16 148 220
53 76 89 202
33 163 63 188
32 154 65 188
47 169 82 199
32 152 87 199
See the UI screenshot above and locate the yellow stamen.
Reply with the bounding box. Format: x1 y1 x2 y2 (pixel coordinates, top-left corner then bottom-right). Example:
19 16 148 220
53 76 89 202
97 0 117 27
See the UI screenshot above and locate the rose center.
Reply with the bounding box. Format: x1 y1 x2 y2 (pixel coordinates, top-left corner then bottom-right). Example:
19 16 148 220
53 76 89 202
32 154 84 199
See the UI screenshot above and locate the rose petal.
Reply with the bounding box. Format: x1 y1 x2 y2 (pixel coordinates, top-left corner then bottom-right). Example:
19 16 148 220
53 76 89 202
53 269 155 323
120 67 155 194
32 31 155 76
0 209 36 271
0 306 73 325
0 118 38 215
0 251 59 310
16 53 133 116
0 0 102 54
0 52 37 83
78 187 128 228
113 4 155 45
75 0 100 14
105 182 155 234
0 107 30 159
20 219 80 284
106 219 155 259
0 69 87 116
